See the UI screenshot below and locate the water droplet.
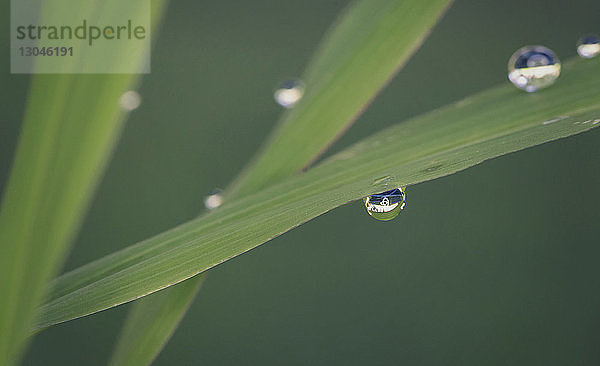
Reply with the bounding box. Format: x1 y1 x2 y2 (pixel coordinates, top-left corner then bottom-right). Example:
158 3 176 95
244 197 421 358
577 35 600 58
508 46 561 92
119 90 142 111
204 190 223 210
274 79 304 108
363 187 406 221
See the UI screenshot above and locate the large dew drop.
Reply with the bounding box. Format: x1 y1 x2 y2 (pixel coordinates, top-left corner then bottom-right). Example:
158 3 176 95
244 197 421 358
508 45 561 92
274 80 304 108
363 187 406 221
577 35 600 58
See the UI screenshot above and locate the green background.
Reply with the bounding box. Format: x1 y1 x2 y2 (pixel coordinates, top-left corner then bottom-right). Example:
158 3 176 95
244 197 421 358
1 0 600 364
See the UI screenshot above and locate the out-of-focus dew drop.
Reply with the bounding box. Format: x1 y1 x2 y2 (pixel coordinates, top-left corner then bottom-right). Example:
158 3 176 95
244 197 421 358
274 80 304 108
204 190 223 210
577 35 600 58
119 90 142 111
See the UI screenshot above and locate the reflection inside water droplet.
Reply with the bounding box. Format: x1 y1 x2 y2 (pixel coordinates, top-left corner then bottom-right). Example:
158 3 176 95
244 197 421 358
508 45 561 92
363 187 406 221
274 80 304 108
577 35 600 58
204 190 223 210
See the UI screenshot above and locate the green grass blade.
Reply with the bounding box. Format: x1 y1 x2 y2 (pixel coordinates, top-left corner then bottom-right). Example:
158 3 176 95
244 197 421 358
0 77 131 364
35 57 600 331
227 0 453 198
0 75 141 365
107 275 204 366
105 2 455 363
0 1 165 364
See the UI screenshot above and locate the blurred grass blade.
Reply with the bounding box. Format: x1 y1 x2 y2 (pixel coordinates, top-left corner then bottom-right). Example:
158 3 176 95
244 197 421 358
107 275 204 366
227 0 453 198
35 57 600 331
0 77 131 363
0 0 166 364
107 2 454 363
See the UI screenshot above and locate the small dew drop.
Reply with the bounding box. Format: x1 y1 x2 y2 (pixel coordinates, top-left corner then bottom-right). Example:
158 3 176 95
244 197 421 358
204 190 223 210
119 90 142 111
274 80 304 108
508 45 561 92
363 187 406 222
577 35 600 58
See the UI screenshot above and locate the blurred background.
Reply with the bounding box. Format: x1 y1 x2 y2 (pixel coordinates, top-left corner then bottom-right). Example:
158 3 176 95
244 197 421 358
2 0 600 364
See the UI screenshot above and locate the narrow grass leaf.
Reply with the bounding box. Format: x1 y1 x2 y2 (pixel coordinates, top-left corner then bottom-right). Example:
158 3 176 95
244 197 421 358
35 57 600 331
0 1 165 364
